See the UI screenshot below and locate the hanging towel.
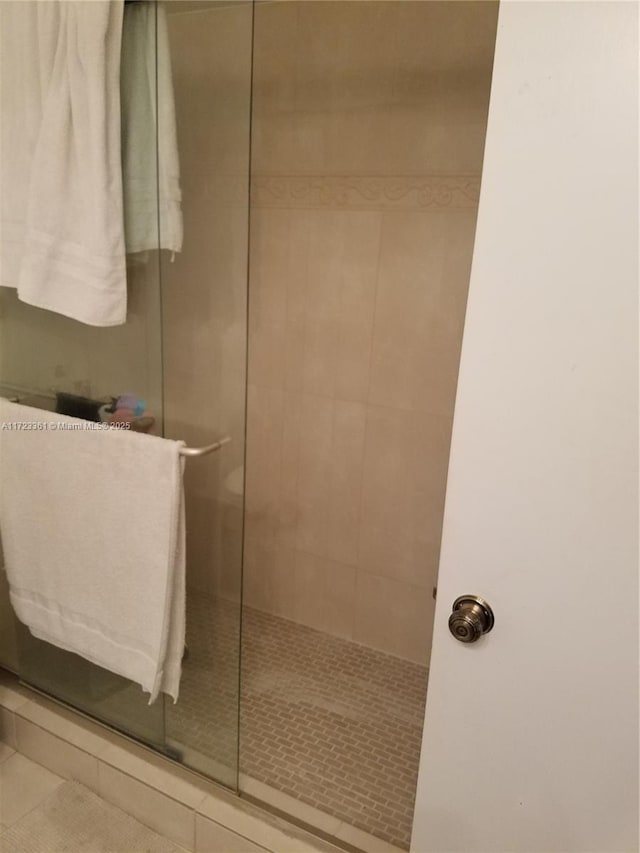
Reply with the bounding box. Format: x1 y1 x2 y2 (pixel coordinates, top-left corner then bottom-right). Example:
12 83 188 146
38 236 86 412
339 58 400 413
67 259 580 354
121 1 183 254
0 1 127 326
0 399 186 703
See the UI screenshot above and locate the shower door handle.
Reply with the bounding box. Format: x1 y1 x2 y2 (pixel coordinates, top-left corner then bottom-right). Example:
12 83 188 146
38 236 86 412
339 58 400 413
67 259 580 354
448 595 494 644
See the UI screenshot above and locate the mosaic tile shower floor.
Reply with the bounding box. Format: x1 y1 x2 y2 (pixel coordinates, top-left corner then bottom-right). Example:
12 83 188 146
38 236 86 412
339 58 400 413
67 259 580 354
171 596 429 850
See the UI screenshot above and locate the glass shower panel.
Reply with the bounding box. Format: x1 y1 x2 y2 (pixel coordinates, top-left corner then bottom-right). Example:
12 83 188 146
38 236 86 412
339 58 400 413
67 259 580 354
1 0 254 794
0 1 166 749
160 0 253 789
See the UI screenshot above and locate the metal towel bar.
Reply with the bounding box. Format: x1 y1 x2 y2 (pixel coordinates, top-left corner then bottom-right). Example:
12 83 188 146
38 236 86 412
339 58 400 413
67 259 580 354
1 388 231 460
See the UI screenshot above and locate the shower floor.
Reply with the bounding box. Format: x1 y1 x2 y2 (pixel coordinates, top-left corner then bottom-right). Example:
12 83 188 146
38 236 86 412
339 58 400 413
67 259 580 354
172 595 429 850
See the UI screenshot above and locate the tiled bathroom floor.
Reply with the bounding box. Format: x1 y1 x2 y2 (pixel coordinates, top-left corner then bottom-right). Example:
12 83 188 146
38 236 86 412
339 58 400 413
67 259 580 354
0 752 184 852
173 597 429 850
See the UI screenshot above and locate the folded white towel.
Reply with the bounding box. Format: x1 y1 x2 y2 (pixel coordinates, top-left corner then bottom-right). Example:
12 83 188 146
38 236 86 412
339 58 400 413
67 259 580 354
0 400 185 703
0 1 127 326
121 1 183 255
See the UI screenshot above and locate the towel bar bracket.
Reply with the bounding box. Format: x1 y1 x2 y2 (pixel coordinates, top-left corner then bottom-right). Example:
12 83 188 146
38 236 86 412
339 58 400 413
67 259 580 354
179 436 231 458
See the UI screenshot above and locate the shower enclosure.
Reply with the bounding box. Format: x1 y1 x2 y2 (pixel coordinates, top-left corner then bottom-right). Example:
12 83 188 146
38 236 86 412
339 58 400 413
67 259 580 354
0 2 499 849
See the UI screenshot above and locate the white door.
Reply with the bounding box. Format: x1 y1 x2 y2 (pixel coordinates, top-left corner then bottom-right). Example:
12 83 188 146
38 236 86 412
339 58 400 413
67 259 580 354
411 3 638 852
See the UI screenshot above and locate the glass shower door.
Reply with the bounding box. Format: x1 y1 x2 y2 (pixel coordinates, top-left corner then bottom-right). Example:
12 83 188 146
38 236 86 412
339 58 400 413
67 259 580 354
0 0 166 751
0 0 254 791
6 7 169 747
160 0 253 789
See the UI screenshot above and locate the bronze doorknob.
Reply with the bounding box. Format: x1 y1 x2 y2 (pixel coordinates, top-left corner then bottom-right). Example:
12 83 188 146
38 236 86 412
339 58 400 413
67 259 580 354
448 595 495 643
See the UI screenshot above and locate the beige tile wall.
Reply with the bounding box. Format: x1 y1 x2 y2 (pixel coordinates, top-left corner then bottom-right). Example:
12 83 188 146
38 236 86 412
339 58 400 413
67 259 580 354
244 1 498 663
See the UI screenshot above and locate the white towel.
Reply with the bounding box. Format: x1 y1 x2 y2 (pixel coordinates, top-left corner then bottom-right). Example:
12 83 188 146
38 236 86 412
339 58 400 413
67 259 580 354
0 1 127 326
121 1 183 255
0 400 185 703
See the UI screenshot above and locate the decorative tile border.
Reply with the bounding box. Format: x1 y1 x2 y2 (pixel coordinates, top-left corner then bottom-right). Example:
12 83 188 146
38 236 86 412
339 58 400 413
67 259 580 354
179 173 482 211
250 174 481 211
